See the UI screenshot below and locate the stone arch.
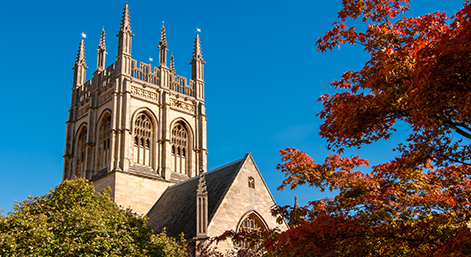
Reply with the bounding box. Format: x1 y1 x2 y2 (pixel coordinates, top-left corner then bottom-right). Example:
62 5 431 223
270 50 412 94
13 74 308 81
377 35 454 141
236 210 269 232
130 107 159 132
74 123 88 179
96 110 112 172
169 118 194 144
235 210 269 249
169 118 194 176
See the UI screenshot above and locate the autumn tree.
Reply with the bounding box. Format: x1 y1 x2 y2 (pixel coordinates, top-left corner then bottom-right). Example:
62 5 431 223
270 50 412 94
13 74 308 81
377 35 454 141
0 178 186 257
266 0 471 256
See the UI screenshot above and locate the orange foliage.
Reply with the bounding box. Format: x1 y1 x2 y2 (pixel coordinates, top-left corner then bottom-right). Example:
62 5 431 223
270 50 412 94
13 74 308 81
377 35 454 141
212 1 471 256
267 0 471 256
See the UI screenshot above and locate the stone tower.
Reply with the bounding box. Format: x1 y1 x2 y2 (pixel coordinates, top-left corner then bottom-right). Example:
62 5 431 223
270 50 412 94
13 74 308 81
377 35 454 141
63 3 207 215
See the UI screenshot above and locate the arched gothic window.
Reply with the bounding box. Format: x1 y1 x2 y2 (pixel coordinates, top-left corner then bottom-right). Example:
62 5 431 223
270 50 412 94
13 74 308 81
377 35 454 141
133 112 152 166
75 127 87 178
98 113 111 171
237 213 267 249
171 122 188 175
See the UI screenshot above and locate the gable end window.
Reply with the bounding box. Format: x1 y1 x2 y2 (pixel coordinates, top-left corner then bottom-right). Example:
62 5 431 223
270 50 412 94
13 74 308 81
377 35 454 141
248 177 255 189
236 213 267 249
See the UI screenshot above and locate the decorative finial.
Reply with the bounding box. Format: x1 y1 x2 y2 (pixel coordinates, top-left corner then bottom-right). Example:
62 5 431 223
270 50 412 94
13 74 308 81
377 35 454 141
75 37 86 65
191 31 204 61
294 196 300 210
81 32 87 39
170 54 175 72
119 2 132 33
196 168 207 195
159 24 167 47
98 29 106 50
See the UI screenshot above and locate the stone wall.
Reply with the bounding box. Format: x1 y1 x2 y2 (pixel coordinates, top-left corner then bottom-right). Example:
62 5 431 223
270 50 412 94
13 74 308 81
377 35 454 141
207 157 288 252
93 170 173 215
114 171 173 215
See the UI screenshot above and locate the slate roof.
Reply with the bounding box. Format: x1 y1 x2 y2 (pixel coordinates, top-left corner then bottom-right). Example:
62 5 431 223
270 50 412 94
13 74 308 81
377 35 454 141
147 154 248 239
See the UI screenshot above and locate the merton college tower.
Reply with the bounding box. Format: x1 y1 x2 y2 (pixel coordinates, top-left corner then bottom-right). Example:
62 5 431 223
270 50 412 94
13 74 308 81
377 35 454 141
63 3 207 215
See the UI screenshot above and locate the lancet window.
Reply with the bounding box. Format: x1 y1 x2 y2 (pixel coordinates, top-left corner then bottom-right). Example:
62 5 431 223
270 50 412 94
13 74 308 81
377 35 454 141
237 213 267 249
248 177 255 189
75 127 87 178
171 122 188 175
98 113 111 171
133 112 153 166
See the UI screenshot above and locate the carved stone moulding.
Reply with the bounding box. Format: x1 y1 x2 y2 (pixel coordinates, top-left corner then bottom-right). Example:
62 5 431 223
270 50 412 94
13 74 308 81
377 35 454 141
130 85 159 102
169 98 194 112
77 105 89 118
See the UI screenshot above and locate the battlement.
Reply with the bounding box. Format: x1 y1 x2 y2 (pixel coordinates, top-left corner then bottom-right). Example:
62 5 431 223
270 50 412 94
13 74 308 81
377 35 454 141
73 57 198 105
129 59 195 97
64 3 208 216
70 2 204 109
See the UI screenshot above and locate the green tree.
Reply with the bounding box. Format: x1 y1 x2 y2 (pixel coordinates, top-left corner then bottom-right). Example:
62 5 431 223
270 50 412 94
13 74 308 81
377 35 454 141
0 178 186 257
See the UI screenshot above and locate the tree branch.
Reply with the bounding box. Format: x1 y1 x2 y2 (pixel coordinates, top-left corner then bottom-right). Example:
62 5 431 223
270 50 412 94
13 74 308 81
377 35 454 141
444 121 471 140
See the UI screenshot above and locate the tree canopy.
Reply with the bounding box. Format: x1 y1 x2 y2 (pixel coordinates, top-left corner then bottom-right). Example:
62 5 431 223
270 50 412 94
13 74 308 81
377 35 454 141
0 178 186 257
268 0 471 256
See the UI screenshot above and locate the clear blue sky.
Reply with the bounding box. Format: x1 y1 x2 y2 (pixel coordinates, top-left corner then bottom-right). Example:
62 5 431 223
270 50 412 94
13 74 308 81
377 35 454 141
0 0 463 214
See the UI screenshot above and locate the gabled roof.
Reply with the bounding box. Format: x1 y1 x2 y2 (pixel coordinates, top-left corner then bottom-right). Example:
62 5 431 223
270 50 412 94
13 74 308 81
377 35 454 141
147 154 249 239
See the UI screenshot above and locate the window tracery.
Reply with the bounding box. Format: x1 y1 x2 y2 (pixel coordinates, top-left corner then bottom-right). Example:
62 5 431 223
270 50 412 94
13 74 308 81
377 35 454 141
98 114 111 170
133 112 152 166
171 122 188 175
237 213 267 249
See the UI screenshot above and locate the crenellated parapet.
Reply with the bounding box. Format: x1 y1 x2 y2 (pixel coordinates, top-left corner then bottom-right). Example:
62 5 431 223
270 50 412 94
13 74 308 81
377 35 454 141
64 3 208 215
71 57 199 112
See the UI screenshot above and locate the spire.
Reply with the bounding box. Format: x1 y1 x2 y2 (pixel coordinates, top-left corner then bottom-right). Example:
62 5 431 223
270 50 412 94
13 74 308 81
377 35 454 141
117 2 134 56
290 196 305 227
191 32 204 62
119 3 132 33
190 30 205 82
170 54 175 73
159 24 168 67
160 24 167 46
73 38 88 87
98 28 106 50
75 38 86 66
294 196 301 211
96 29 107 71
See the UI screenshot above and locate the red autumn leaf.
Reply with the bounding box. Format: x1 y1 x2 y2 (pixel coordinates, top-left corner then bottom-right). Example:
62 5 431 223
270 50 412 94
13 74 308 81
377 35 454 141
266 0 471 256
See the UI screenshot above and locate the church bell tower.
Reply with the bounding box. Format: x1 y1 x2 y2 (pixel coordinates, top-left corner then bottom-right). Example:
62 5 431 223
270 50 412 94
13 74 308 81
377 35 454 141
63 3 207 215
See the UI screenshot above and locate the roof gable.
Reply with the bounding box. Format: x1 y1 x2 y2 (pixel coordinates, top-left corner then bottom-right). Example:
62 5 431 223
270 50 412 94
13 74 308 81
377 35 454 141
206 153 288 235
147 155 247 239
